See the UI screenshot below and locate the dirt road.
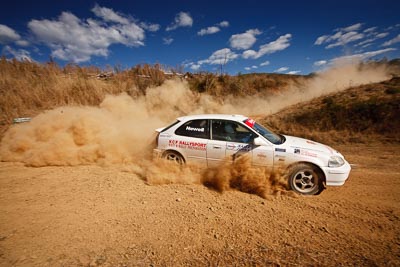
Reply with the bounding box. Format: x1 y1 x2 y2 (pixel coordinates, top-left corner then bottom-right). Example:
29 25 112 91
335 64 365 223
0 144 399 266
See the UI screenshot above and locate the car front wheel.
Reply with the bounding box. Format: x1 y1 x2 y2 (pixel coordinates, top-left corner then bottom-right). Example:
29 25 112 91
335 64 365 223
288 163 324 195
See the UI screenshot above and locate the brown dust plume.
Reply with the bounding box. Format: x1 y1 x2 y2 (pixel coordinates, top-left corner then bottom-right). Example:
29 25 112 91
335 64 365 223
0 62 392 196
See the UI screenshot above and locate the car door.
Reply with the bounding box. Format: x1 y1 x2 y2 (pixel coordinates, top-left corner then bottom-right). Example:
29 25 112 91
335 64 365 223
251 140 274 167
207 119 273 167
206 120 227 167
208 120 254 166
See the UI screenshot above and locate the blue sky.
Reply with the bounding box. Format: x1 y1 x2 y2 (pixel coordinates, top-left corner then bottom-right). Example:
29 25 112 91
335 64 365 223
1 0 400 74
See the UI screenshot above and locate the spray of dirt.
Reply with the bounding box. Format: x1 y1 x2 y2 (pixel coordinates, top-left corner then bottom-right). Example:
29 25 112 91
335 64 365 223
201 155 293 198
124 155 293 199
0 62 392 196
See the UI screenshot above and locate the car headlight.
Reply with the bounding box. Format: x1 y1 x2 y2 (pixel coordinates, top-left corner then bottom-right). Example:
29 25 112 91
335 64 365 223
328 156 345 167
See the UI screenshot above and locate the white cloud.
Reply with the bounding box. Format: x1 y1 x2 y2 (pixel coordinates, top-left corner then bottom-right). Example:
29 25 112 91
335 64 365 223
190 64 201 70
331 48 396 64
275 67 288 72
198 48 238 65
325 31 364 49
385 24 400 31
242 34 291 59
242 50 257 59
361 43 373 49
287 70 300 75
0 24 22 44
91 5 160 32
342 23 363 32
185 48 238 71
244 67 251 71
218 21 229 27
140 22 160 32
375 32 389 38
364 27 377 33
314 35 329 45
166 12 193 31
28 9 148 63
198 26 220 36
260 60 270 66
382 34 400 46
314 60 327 66
198 20 229 36
3 45 33 61
91 4 129 24
355 31 389 47
315 23 367 49
163 37 173 45
15 40 29 46
229 29 261 50
318 23 390 50
252 65 257 69
356 38 375 47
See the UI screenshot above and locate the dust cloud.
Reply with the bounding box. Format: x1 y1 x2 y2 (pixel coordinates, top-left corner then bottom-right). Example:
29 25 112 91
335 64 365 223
220 62 390 116
0 62 391 196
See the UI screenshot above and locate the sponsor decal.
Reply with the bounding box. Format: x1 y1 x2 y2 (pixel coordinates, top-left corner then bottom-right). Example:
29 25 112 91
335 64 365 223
168 140 206 151
275 148 286 152
244 118 256 128
293 147 317 157
226 143 251 151
301 150 317 157
227 143 236 150
186 126 204 132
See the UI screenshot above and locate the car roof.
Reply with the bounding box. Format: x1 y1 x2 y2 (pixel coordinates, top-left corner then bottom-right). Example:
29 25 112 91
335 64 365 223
176 114 249 122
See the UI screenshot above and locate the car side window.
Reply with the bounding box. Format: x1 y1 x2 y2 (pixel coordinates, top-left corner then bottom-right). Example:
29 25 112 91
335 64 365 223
175 119 210 139
211 120 256 143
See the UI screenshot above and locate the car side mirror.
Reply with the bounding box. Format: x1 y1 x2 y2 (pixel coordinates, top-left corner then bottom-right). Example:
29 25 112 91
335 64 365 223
253 137 265 146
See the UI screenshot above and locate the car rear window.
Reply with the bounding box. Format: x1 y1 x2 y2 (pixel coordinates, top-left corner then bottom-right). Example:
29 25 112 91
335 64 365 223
175 119 209 139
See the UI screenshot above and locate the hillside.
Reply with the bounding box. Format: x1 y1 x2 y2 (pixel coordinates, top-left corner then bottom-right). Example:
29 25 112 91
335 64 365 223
262 77 400 144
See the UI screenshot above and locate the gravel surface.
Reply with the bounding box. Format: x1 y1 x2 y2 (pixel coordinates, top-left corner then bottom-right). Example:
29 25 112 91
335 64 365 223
0 144 399 266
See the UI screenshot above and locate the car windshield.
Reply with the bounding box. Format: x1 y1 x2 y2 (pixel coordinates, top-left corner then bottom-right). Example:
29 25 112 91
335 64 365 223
244 120 284 145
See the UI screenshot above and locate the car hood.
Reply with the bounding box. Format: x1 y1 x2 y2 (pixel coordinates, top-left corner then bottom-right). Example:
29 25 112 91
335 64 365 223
282 135 337 155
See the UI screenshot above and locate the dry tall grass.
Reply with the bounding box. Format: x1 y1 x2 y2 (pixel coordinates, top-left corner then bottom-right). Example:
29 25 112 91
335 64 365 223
1 58 117 122
1 57 399 144
0 58 308 124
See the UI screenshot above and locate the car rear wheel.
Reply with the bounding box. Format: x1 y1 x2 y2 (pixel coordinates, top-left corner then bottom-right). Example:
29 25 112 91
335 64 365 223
288 163 324 195
163 151 184 165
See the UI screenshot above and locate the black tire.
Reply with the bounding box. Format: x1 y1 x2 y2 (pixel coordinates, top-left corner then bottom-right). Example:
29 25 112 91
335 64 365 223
162 151 184 165
288 163 324 195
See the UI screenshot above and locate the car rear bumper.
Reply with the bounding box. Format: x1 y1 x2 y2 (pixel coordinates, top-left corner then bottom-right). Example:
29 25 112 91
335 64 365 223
322 160 352 186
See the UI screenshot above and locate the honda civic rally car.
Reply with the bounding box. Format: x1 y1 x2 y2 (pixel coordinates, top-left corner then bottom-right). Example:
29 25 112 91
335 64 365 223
153 114 351 195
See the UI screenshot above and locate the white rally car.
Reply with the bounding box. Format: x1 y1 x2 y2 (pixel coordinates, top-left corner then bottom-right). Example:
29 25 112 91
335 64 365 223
153 114 351 195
